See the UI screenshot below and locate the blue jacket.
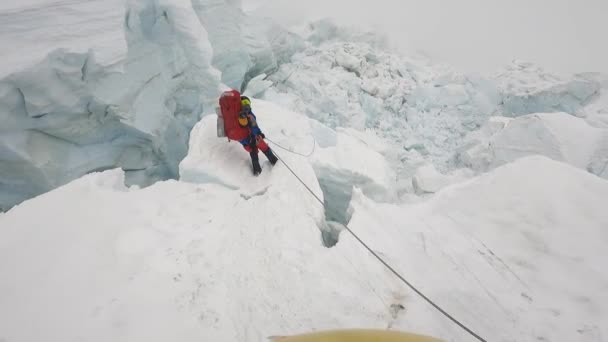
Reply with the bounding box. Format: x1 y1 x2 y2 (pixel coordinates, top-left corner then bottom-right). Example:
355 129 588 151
239 111 263 145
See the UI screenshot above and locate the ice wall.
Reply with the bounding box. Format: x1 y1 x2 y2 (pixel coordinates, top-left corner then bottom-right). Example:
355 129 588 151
0 0 222 211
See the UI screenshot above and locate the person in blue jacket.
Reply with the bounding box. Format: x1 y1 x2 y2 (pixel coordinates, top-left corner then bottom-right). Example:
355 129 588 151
238 96 278 175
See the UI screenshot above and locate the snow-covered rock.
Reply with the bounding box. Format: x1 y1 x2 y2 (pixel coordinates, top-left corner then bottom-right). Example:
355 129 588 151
458 112 608 178
347 156 608 342
0 0 222 211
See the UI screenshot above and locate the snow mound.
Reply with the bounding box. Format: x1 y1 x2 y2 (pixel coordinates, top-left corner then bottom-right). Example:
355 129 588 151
0 108 421 341
412 164 473 195
180 100 319 195
181 99 396 228
0 0 222 211
495 60 600 116
347 156 608 342
458 112 608 178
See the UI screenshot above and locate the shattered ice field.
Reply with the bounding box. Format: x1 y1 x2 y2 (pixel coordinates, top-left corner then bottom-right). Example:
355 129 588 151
1 1 608 342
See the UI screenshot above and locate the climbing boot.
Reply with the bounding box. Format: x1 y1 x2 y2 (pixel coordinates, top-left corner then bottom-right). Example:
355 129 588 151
250 151 262 175
263 148 279 166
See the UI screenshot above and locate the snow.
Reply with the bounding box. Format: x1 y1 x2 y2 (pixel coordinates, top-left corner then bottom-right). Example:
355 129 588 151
495 60 601 116
412 164 473 195
4 96 607 341
259 24 608 186
458 112 608 178
0 0 222 211
310 128 397 224
346 156 608 342
579 76 608 128
2 5 608 342
180 100 318 190
182 99 396 226
0 101 412 342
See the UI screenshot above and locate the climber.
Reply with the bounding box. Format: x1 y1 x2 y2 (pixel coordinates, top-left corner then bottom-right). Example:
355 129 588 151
237 96 279 175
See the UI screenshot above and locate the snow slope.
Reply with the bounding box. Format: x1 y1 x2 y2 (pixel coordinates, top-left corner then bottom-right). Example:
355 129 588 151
3 99 607 342
0 0 222 211
0 101 422 342
347 156 608 342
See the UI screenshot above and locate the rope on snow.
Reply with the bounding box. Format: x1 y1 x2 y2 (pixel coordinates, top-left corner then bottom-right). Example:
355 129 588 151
274 150 489 342
266 136 316 158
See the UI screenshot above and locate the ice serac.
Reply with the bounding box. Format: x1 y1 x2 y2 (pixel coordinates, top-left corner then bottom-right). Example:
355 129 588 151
262 20 503 180
261 21 608 188
347 156 608 342
0 0 222 211
191 0 280 91
458 112 608 178
495 60 600 116
579 75 608 128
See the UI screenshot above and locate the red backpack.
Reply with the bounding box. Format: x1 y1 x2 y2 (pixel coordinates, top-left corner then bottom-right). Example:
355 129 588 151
218 90 250 141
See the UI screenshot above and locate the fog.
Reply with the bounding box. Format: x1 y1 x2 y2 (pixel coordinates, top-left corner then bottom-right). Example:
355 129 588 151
246 0 608 75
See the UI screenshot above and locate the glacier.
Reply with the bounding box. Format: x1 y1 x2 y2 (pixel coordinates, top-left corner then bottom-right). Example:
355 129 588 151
255 20 608 191
0 100 416 342
495 60 601 116
2 2 608 342
457 112 608 178
0 0 307 211
2 99 608 342
181 99 397 245
0 0 226 211
347 155 608 342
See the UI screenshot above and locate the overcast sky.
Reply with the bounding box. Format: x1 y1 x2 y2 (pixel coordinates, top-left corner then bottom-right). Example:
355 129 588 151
245 0 608 76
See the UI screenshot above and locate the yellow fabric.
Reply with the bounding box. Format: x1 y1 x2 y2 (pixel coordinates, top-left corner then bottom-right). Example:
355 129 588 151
269 329 443 342
238 116 248 126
